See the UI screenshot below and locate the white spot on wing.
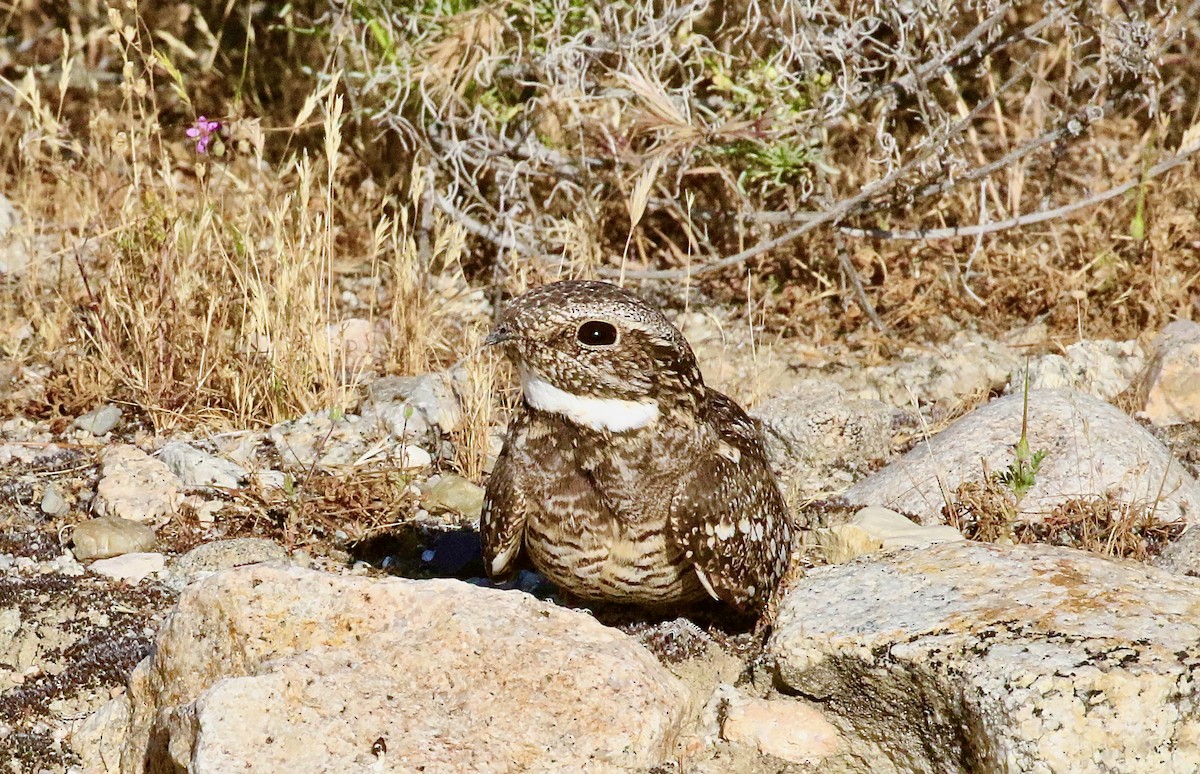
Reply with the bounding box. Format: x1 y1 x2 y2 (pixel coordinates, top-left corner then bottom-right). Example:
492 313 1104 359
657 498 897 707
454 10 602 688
693 565 721 602
715 521 735 541
521 371 659 432
490 543 519 576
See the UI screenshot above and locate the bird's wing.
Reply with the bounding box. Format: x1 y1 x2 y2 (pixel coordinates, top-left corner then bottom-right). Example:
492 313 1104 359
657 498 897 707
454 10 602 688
667 391 794 614
481 414 531 580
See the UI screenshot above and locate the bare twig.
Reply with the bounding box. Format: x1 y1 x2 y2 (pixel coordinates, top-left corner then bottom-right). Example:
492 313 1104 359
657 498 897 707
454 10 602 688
745 67 1033 228
433 192 550 259
593 70 1034 280
961 180 988 304
905 100 1116 205
839 140 1200 240
834 232 887 333
338 0 1197 287
839 3 1017 115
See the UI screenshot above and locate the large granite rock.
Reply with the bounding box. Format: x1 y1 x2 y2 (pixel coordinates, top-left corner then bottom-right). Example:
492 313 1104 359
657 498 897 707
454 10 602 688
771 541 1200 773
1011 339 1144 402
87 565 692 773
1142 320 1200 427
835 331 1020 406
752 379 896 502
159 441 246 489
844 389 1199 525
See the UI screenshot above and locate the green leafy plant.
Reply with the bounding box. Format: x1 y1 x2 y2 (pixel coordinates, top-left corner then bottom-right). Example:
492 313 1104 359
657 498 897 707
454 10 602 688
724 138 822 191
996 367 1047 503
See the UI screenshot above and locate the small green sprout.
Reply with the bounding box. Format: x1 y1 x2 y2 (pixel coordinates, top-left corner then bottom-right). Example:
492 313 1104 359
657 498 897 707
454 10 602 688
996 366 1047 502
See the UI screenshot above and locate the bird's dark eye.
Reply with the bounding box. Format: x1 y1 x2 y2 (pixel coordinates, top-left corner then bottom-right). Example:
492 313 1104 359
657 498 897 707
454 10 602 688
576 320 618 347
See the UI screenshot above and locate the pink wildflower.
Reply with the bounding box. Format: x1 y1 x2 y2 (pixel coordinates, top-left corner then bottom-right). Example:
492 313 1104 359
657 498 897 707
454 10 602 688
186 116 222 154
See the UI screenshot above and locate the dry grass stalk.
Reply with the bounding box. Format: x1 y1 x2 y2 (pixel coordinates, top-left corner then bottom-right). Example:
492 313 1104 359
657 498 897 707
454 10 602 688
1 11 479 435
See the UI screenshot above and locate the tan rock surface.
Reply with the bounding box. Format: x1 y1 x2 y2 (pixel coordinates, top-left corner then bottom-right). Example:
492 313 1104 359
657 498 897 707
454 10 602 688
1142 320 1200 426
772 541 1200 773
719 691 841 765
95 445 181 522
112 565 693 773
752 379 896 501
71 517 157 561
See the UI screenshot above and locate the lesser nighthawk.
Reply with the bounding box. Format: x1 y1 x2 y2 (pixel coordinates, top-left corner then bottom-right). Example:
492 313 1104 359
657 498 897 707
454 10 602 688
481 280 794 614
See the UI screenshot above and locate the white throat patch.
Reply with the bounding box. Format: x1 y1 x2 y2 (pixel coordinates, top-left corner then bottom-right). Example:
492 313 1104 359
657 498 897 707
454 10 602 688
521 373 659 432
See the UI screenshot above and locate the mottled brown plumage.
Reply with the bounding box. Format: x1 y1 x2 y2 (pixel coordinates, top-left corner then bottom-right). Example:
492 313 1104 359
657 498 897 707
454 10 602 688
481 280 793 614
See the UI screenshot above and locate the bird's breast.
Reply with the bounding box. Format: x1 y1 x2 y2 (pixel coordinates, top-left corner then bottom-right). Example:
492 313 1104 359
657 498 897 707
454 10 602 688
512 410 712 605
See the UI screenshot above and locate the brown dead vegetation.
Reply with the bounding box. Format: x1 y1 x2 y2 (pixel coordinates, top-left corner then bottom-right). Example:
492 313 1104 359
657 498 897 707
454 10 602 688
947 480 1186 561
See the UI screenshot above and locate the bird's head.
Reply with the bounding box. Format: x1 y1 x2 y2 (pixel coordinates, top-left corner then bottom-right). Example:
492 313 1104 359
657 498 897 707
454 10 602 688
485 280 704 431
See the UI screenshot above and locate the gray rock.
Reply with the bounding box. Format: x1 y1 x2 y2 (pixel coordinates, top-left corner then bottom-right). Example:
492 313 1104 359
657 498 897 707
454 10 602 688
0 193 29 278
159 441 246 489
366 371 464 434
322 317 380 376
395 443 432 469
369 399 433 439
109 565 692 773
95 445 181 522
844 389 1200 525
420 474 485 520
836 331 1020 406
1142 320 1200 427
0 440 67 467
73 404 122 436
1010 339 1144 402
165 538 289 590
70 695 131 774
752 379 895 501
267 411 370 468
71 517 156 561
0 192 18 237
1152 527 1200 577
88 552 165 584
772 541 1200 773
253 470 288 490
40 484 69 516
0 238 30 277
0 606 20 655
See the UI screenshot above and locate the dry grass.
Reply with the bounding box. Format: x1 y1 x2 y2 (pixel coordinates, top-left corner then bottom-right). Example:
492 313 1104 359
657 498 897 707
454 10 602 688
0 4 483 440
947 479 1186 561
451 322 502 481
153 466 421 553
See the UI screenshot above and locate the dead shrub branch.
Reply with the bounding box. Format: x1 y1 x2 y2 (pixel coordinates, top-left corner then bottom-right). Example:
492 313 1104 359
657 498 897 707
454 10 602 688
327 0 1199 293
842 138 1200 241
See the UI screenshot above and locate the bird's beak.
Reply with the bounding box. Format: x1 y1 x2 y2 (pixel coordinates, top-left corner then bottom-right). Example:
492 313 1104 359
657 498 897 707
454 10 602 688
484 326 513 347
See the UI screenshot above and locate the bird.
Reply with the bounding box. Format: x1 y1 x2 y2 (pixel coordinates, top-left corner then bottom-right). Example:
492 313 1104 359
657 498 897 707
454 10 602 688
480 279 794 614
